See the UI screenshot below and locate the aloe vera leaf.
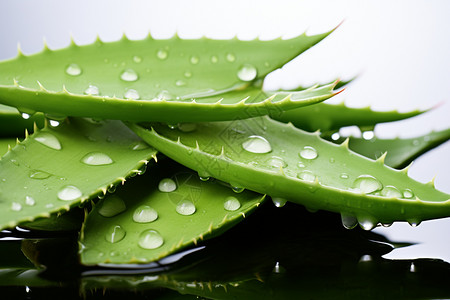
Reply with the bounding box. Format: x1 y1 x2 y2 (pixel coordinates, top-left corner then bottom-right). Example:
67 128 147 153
0 137 16 154
0 118 156 230
129 117 450 226
270 101 425 132
277 77 354 92
330 128 450 169
0 82 337 123
0 31 332 122
80 159 265 265
0 104 45 137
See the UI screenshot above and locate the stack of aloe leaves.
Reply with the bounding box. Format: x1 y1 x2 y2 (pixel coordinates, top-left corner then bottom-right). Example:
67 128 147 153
0 27 450 299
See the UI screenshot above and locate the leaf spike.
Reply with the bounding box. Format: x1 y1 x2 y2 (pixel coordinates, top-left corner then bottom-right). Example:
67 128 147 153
195 140 200 150
42 37 50 51
24 128 29 138
401 162 414 174
16 42 25 58
426 175 437 188
69 33 77 47
121 32 129 41
313 129 321 136
376 151 388 164
36 80 46 91
219 146 226 157
176 136 181 144
151 153 158 162
340 137 350 149
33 122 39 133
94 34 103 44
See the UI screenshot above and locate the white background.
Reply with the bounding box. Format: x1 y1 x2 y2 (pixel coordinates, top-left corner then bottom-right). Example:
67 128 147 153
0 0 449 261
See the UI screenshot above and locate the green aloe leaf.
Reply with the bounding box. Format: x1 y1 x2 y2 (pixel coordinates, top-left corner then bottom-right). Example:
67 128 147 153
0 118 156 230
330 128 450 169
129 117 450 227
0 31 332 122
0 137 16 154
0 104 44 137
270 101 425 132
80 159 265 265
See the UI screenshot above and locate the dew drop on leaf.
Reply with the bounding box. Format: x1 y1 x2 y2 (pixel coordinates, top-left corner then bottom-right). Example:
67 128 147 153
242 135 272 154
35 132 62 150
98 196 126 218
138 230 164 249
403 189 414 199
105 225 126 243
130 141 150 150
175 79 186 87
84 85 100 96
81 152 114 166
297 170 316 182
381 186 402 198
176 200 196 216
224 196 241 211
25 196 36 206
133 205 158 223
158 178 177 192
133 55 142 63
341 213 358 229
272 197 287 208
237 64 257 81
65 63 82 76
57 185 82 201
120 69 139 82
156 49 168 60
190 55 199 64
178 123 197 132
226 53 236 62
353 175 382 194
299 146 318 160
124 89 140 100
210 55 218 63
267 156 287 168
11 202 22 212
29 169 52 180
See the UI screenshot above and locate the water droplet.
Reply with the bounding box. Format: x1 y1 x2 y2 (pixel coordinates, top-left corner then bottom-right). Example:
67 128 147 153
35 132 61 150
410 262 416 272
297 162 306 168
267 156 287 168
124 89 140 100
237 64 257 81
331 132 340 140
98 196 126 217
84 85 99 96
120 68 139 82
226 53 236 62
133 55 142 63
133 205 158 223
25 196 35 206
105 225 126 243
176 200 196 216
49 120 60 127
131 141 149 150
158 178 177 192
359 255 373 262
242 135 272 154
353 175 382 194
273 262 286 274
156 49 168 60
29 169 51 180
21 113 30 119
175 79 186 86
178 123 197 132
381 186 402 198
156 90 174 100
408 219 421 227
190 56 199 64
299 146 318 160
297 170 316 182
210 55 218 63
341 213 358 229
329 157 335 163
57 185 82 201
340 173 349 179
81 152 114 166
10 159 19 166
184 71 192 78
231 186 245 193
65 63 82 76
272 197 287 208
358 217 377 230
199 175 210 181
138 230 164 249
412 139 420 146
223 196 241 211
11 202 22 211
403 189 414 199
362 131 374 140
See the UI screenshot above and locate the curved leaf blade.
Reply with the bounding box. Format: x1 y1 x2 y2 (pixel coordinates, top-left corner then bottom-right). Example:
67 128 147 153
0 118 156 230
80 159 265 265
129 117 450 226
